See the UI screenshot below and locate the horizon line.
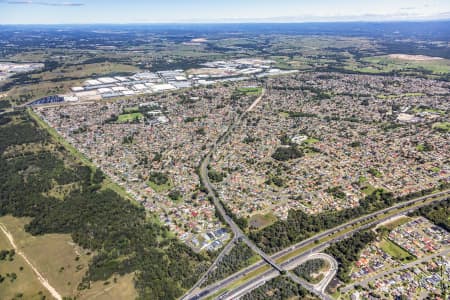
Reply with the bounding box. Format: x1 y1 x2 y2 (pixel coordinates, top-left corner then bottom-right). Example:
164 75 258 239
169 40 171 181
2 18 450 26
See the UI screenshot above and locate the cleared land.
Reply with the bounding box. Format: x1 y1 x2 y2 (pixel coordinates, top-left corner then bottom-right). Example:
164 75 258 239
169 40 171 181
237 87 263 96
378 216 412 230
249 213 277 230
77 273 137 300
432 122 450 132
351 55 450 74
0 215 138 300
0 216 89 298
0 223 53 300
117 112 144 123
387 54 444 61
379 239 412 261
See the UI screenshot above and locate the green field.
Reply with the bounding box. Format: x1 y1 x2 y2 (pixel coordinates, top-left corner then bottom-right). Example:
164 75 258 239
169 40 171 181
361 184 377 196
346 55 450 75
0 221 53 300
117 112 144 123
304 137 319 145
432 122 450 133
0 215 138 300
380 216 411 230
146 179 173 193
123 106 139 113
237 87 263 96
0 216 91 299
249 213 278 230
380 239 413 261
412 106 446 115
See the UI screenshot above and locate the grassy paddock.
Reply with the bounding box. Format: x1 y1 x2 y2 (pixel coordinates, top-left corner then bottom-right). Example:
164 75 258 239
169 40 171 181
237 87 263 96
77 273 137 300
117 112 144 123
249 213 277 230
379 238 413 261
146 179 173 193
0 223 53 300
0 215 92 298
432 122 450 133
0 215 139 299
380 216 411 230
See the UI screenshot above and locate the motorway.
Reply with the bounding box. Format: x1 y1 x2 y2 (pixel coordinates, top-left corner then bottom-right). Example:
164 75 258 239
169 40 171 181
181 238 237 299
220 253 338 300
285 253 338 293
187 189 450 299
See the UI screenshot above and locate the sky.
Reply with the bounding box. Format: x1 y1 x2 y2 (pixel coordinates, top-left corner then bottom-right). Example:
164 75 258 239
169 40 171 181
0 0 450 24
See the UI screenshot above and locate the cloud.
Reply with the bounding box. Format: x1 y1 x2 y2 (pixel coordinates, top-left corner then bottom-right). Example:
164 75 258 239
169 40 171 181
1 0 84 6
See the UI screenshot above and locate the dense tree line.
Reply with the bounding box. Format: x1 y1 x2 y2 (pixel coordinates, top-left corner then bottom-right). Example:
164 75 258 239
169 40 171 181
217 198 248 230
271 146 303 161
325 231 376 283
203 242 255 286
410 198 450 231
0 112 212 299
207 169 226 183
0 100 10 110
240 276 318 300
249 188 444 253
284 111 317 118
250 189 390 253
148 171 169 185
293 258 326 283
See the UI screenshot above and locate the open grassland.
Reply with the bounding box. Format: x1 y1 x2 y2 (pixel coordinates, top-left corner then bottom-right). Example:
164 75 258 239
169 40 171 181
432 122 450 133
0 224 53 300
0 215 139 300
347 55 450 75
30 62 139 82
379 216 412 230
77 273 137 300
379 238 413 261
0 216 91 298
146 180 173 193
237 87 263 96
5 79 80 105
117 112 144 123
249 213 278 230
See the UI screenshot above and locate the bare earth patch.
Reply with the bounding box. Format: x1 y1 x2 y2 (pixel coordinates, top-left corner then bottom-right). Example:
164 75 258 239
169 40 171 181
388 54 444 61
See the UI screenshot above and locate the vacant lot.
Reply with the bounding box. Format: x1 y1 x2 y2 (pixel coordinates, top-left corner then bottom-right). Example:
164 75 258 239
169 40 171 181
118 112 144 123
379 239 412 261
237 87 263 96
249 213 277 230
